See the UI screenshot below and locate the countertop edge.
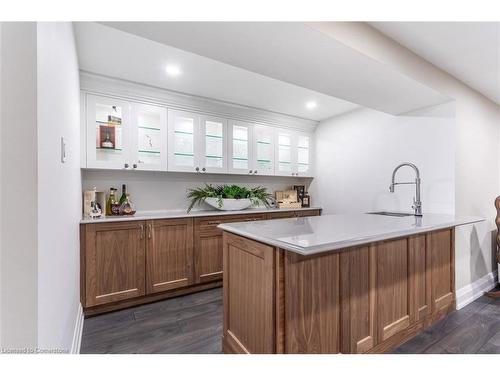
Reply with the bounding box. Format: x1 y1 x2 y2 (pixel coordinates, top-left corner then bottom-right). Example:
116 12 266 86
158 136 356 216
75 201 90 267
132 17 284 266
80 206 322 224
218 216 485 255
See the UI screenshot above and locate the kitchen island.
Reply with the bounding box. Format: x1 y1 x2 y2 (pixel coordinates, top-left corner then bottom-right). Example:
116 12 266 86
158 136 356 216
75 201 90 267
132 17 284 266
218 213 483 354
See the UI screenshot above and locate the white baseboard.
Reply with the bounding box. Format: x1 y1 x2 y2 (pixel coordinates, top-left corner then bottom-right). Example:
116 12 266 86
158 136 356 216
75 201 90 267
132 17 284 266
70 303 84 354
456 269 498 310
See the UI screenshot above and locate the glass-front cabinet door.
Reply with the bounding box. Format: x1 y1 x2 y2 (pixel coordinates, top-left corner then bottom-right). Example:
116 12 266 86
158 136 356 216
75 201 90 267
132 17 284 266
131 103 167 171
86 94 131 170
252 124 275 176
296 132 313 177
228 120 253 175
167 109 200 173
275 129 295 176
200 115 227 173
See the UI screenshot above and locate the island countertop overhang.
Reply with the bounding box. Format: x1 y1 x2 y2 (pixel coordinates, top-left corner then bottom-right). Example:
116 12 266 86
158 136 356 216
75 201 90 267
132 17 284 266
218 213 484 255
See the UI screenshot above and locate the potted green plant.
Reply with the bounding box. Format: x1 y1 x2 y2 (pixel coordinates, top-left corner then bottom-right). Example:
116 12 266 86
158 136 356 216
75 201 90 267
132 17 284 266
187 184 272 213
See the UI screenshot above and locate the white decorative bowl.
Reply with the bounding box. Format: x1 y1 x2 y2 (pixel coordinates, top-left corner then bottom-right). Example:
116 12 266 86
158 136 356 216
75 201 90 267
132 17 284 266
205 197 253 211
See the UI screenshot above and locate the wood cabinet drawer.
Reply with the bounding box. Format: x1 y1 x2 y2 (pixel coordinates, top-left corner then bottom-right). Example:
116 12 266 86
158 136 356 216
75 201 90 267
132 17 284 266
267 209 321 220
196 213 267 232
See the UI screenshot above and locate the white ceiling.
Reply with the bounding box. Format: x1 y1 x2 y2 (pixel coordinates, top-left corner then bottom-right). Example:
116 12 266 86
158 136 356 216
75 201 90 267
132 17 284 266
74 22 358 122
99 22 448 116
370 22 500 105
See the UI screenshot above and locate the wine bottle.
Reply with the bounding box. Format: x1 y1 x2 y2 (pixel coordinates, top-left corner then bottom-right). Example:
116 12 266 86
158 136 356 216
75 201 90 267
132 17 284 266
106 188 117 216
119 184 127 205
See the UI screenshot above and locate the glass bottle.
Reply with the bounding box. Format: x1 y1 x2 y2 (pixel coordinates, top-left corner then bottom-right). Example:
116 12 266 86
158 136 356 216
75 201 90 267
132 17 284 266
119 193 136 216
119 184 127 205
106 188 117 216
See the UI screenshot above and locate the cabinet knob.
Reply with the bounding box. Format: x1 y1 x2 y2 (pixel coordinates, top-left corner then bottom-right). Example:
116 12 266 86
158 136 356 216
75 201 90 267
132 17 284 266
202 167 206 172
249 170 253 174
124 163 129 169
133 164 137 169
253 170 258 174
195 167 200 172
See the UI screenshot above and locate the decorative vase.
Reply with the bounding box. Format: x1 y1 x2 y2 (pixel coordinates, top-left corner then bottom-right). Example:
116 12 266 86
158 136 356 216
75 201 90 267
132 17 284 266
205 197 253 211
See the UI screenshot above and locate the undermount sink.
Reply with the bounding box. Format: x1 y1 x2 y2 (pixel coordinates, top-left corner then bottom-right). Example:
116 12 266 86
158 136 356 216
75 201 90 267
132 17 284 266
368 211 415 217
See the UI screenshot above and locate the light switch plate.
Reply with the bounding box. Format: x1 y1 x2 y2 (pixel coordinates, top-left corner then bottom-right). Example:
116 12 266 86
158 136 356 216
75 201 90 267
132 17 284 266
61 137 67 163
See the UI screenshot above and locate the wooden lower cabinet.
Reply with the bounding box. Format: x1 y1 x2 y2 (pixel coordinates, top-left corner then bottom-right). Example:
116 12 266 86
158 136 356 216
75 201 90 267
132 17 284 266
222 228 455 354
146 218 193 294
81 209 321 314
83 221 146 307
193 213 267 283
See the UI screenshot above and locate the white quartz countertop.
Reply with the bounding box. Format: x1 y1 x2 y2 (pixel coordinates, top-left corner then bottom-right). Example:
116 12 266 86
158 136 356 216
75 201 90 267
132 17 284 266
80 206 321 224
218 213 484 255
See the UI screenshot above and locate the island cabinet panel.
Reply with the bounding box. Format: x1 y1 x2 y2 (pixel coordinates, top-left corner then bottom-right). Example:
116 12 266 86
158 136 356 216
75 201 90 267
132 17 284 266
428 229 455 313
340 246 376 353
194 214 267 283
409 234 431 323
375 238 411 342
146 218 193 294
223 232 275 354
85 221 146 307
285 252 341 353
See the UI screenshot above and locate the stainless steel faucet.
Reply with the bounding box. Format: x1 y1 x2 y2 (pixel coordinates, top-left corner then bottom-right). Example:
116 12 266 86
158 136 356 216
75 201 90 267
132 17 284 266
389 162 422 216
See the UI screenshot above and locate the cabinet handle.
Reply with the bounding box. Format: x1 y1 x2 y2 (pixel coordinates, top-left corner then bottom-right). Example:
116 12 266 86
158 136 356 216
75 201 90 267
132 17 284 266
207 220 221 225
253 170 258 174
148 224 152 239
249 170 253 174
195 167 200 172
124 163 129 169
139 224 144 239
202 167 206 172
244 218 258 221
133 163 137 169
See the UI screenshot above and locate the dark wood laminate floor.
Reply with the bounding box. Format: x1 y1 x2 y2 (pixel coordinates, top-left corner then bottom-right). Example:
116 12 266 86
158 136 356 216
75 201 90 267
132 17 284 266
80 286 500 354
80 287 223 354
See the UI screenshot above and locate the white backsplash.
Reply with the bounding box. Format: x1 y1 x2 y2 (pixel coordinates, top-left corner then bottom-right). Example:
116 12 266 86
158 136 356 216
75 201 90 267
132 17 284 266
82 169 311 213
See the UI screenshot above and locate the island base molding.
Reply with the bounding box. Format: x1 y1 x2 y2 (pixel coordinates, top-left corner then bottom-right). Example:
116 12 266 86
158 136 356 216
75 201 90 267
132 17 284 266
222 228 455 354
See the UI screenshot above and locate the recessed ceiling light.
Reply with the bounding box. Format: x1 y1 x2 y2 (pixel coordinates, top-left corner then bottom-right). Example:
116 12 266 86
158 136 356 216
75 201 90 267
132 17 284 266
165 64 182 77
305 101 317 110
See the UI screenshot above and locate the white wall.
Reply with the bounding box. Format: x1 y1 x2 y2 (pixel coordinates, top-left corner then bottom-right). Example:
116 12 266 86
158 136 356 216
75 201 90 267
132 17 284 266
310 104 455 215
0 22 38 349
309 22 500 289
37 22 81 353
83 170 310 212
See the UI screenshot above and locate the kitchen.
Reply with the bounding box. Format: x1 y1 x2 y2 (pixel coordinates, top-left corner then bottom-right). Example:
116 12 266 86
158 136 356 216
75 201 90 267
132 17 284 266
1 12 500 366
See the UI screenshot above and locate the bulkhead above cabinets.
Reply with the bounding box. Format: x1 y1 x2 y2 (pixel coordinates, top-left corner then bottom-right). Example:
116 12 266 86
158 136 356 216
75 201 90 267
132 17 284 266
81 92 315 177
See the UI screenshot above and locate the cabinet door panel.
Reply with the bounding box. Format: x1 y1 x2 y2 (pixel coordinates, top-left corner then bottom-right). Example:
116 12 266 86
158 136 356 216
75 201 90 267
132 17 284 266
146 219 193 294
252 124 275 175
340 246 376 353
409 234 431 323
167 109 200 172
285 252 341 353
376 238 410 342
195 233 224 283
200 115 227 173
131 103 167 171
275 129 295 176
428 229 455 312
86 94 131 170
223 233 275 353
228 121 253 175
296 132 313 177
85 222 146 307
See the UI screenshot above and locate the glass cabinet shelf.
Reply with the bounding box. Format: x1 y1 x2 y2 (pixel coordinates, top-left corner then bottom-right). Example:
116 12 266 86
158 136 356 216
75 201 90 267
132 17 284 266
138 126 160 131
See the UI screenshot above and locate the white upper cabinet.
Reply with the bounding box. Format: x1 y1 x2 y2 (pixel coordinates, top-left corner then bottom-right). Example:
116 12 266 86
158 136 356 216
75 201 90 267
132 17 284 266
228 120 253 175
275 128 314 177
167 109 200 172
167 110 228 173
83 93 314 177
252 124 275 176
200 115 228 174
131 103 167 171
86 94 132 170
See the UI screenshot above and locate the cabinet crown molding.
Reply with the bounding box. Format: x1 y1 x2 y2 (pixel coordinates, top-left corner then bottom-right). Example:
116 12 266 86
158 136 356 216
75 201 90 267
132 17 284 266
80 71 318 132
